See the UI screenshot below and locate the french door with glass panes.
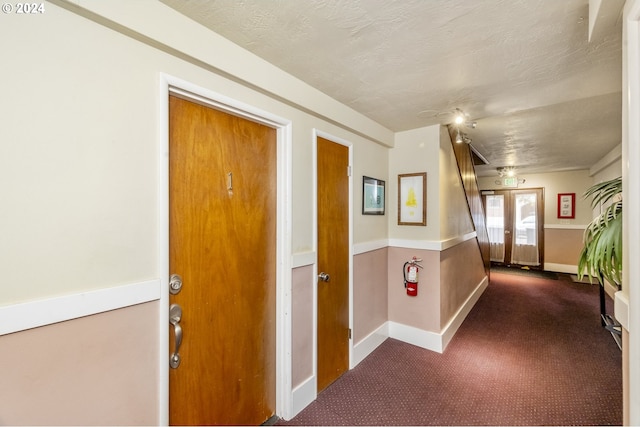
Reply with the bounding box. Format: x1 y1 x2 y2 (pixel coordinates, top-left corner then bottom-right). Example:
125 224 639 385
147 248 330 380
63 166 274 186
483 188 544 269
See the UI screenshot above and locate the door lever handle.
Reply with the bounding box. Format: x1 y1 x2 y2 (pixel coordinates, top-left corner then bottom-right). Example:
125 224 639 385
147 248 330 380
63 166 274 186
169 303 183 369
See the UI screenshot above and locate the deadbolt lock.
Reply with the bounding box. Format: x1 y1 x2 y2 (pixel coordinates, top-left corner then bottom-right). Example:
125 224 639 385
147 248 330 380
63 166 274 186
169 274 183 295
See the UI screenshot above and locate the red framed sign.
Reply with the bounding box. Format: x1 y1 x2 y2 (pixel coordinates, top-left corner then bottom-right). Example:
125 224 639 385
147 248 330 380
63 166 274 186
557 193 575 219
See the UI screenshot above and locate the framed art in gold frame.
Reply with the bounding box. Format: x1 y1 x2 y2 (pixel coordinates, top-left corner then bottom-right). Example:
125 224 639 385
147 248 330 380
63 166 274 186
398 172 426 226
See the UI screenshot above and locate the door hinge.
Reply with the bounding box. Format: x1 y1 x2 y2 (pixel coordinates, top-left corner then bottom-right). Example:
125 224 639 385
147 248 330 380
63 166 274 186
347 165 352 177
348 328 352 340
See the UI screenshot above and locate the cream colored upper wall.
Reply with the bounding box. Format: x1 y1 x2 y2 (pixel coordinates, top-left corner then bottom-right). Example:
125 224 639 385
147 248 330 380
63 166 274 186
591 144 622 183
439 126 474 239
389 126 440 241
589 144 622 221
594 160 623 183
63 0 394 148
0 2 390 304
1 5 160 304
354 142 390 243
478 170 594 226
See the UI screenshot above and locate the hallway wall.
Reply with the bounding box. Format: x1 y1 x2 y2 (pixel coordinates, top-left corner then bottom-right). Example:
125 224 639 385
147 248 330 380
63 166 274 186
1 1 489 423
382 126 487 352
0 302 159 425
440 238 486 329
353 247 389 344
1 2 391 423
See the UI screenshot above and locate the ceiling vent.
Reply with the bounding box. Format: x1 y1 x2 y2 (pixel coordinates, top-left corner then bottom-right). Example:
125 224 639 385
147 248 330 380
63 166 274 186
470 144 489 166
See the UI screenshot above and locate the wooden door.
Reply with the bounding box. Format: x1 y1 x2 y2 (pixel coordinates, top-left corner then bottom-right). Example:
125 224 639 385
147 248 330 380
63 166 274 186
316 136 350 392
168 95 277 425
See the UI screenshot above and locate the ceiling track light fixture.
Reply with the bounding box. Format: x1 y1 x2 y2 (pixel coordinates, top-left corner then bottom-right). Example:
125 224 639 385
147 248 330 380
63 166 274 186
450 108 476 144
455 129 472 144
451 108 477 128
453 108 466 125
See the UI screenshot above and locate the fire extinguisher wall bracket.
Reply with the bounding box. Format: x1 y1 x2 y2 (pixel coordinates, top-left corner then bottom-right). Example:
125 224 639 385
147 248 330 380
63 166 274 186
403 261 410 288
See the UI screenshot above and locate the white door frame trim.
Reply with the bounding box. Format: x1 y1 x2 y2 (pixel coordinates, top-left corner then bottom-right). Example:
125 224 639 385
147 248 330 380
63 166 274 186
158 73 293 424
622 0 640 423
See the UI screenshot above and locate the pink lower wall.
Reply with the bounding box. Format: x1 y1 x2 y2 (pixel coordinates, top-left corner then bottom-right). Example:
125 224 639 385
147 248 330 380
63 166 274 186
0 301 159 425
387 247 441 332
545 228 584 267
291 241 486 390
387 240 486 334
353 248 388 343
291 265 314 387
439 239 487 328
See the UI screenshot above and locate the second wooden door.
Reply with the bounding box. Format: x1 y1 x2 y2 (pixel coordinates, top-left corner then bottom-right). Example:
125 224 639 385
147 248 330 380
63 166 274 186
316 136 350 392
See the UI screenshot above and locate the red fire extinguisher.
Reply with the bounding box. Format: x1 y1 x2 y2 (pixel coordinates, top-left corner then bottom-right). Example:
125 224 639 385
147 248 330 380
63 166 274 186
403 257 423 297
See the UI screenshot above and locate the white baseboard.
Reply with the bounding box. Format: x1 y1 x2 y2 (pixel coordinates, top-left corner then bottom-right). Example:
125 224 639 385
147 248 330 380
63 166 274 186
289 277 488 418
352 322 389 367
290 321 391 420
386 276 488 354
615 291 629 331
541 264 619 298
388 321 443 353
603 281 618 299
544 263 577 274
441 276 488 350
290 375 316 419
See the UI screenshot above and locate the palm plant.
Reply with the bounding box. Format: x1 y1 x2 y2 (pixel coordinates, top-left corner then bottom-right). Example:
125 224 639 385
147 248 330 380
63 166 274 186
578 177 623 287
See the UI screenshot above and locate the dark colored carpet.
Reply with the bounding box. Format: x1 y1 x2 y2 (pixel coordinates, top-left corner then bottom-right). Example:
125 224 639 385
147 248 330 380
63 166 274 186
279 270 622 426
491 265 559 280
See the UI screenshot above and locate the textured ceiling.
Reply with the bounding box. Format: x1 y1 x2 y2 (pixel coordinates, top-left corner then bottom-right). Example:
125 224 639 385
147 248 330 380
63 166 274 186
160 0 622 177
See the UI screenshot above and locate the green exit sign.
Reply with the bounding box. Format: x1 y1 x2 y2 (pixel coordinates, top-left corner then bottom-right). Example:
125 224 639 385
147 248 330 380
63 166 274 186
503 177 518 187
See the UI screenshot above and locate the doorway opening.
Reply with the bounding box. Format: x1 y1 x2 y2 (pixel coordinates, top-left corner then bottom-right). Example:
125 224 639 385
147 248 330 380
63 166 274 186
483 188 544 270
159 74 293 424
